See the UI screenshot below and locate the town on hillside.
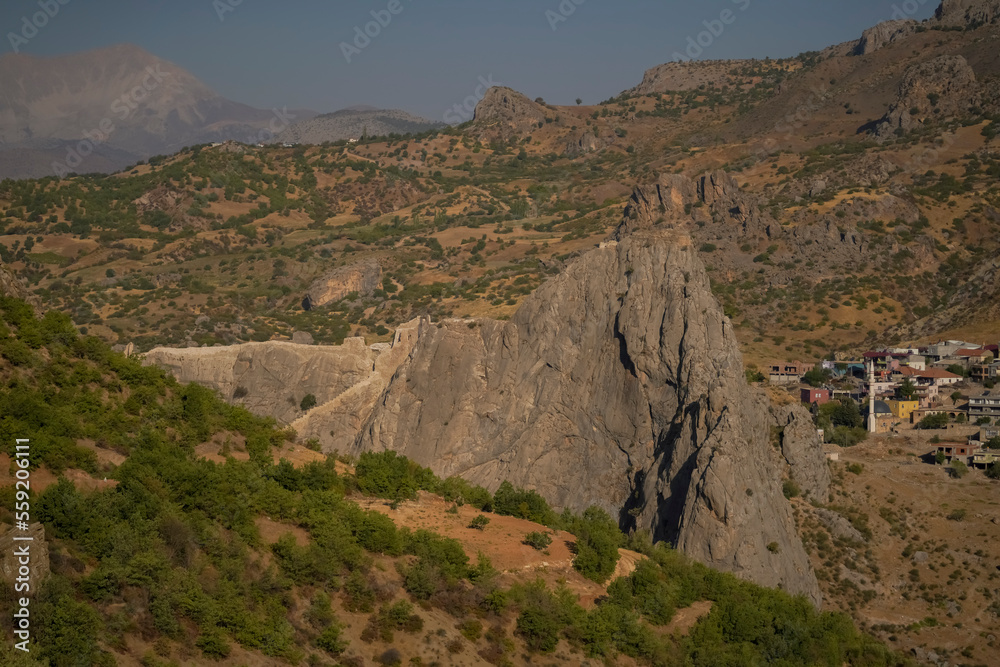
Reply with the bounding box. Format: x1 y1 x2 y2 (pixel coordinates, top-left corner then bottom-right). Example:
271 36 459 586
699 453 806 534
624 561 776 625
766 341 1000 473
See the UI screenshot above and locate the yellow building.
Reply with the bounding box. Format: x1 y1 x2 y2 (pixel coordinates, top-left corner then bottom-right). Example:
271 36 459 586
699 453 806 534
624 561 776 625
887 399 919 421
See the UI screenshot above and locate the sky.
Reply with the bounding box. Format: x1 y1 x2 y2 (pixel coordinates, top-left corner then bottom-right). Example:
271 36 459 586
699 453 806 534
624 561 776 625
1 0 940 121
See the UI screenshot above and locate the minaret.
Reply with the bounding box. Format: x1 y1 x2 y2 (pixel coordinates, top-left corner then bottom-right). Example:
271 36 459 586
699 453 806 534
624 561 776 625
867 359 876 433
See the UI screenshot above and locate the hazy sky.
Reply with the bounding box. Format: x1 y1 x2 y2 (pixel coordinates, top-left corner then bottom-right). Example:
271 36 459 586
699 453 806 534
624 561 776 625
2 0 939 121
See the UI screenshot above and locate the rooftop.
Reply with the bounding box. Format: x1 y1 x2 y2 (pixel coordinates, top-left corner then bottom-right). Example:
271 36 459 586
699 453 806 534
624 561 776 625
897 366 961 379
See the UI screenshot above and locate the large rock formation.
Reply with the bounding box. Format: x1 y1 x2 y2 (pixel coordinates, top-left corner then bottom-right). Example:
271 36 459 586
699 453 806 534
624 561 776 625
854 20 917 56
935 0 1000 26
772 406 832 502
616 170 778 241
304 259 382 310
144 320 424 450
350 194 823 603
472 87 547 142
0 261 41 309
145 339 381 425
630 60 758 95
148 180 829 604
874 55 979 139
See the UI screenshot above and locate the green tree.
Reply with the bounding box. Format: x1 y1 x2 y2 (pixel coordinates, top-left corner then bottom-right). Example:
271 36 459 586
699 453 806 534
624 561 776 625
918 413 949 430
803 364 831 388
300 393 317 411
898 378 917 400
468 515 490 531
524 531 553 551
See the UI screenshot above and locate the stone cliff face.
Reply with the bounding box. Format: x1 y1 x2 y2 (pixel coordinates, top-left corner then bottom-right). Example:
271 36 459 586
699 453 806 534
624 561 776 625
936 0 1000 25
351 194 824 603
0 260 41 308
147 181 828 605
145 339 381 425
304 259 382 310
854 20 917 56
875 55 979 140
616 170 778 241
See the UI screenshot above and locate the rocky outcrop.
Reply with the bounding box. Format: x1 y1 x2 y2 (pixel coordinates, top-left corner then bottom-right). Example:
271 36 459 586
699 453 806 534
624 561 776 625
564 132 603 156
304 259 382 310
289 320 421 452
854 20 917 56
616 171 777 241
814 509 867 544
472 87 546 142
935 0 1000 26
874 56 978 139
0 261 40 309
630 60 758 95
149 177 823 604
354 222 820 603
144 339 381 425
145 320 424 450
772 406 831 502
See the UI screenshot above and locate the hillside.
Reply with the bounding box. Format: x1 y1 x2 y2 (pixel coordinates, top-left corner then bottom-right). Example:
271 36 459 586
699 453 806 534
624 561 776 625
0 44 316 179
0 294 903 666
273 108 445 145
3 2 1000 662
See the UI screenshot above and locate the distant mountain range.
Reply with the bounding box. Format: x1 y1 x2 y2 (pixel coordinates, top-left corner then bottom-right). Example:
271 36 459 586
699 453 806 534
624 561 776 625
0 44 446 179
0 44 317 179
272 108 445 145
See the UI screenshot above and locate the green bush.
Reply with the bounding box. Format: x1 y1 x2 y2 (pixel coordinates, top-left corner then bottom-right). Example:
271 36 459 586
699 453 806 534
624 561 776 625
524 531 553 550
566 507 623 583
918 412 949 429
493 481 557 525
782 479 801 499
299 393 317 411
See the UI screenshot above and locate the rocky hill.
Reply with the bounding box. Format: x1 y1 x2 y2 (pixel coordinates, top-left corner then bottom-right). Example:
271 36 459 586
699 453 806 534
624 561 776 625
273 107 443 144
146 195 830 604
0 44 315 178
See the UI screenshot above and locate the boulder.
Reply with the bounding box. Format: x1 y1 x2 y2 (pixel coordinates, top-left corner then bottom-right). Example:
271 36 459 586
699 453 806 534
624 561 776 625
815 509 867 543
292 331 314 345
